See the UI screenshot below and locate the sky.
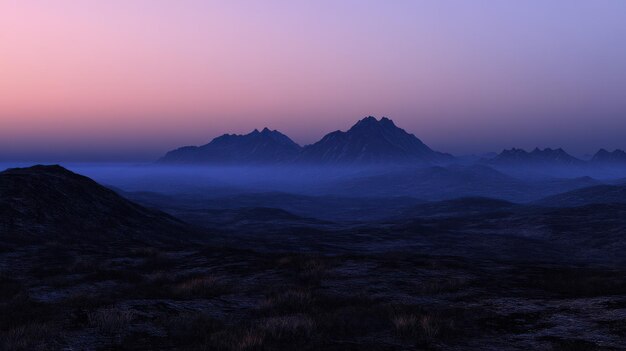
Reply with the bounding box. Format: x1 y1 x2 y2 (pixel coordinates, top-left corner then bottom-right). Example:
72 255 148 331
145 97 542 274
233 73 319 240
1 0 626 160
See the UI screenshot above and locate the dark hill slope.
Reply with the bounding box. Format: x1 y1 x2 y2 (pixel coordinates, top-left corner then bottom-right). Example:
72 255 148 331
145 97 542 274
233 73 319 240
0 165 193 244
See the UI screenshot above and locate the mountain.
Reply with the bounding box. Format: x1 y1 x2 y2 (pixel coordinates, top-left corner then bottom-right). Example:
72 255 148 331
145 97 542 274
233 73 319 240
0 165 193 244
590 149 626 166
536 184 626 208
159 128 302 164
490 148 583 167
298 116 452 164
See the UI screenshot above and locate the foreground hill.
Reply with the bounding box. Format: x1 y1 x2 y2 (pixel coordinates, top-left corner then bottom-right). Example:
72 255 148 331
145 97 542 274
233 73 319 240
159 128 301 164
299 116 451 164
0 165 192 244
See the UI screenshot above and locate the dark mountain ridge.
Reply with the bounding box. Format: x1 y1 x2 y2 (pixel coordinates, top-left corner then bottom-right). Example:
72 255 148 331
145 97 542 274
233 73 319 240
590 149 626 165
157 117 626 170
159 128 302 164
159 117 452 165
489 147 584 167
298 116 452 164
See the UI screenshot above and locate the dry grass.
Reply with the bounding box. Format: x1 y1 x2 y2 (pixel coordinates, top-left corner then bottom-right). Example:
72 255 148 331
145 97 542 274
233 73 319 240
261 314 315 339
278 255 331 284
235 329 266 351
391 313 420 336
0 323 56 351
391 311 446 340
88 307 135 335
208 314 315 351
172 275 229 298
419 314 442 339
261 289 313 312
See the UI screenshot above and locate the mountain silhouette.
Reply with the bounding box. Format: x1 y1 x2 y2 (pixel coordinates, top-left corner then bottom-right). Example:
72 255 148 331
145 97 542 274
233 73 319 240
0 165 192 244
158 117 451 165
298 116 451 164
159 128 302 164
590 149 626 166
490 148 583 167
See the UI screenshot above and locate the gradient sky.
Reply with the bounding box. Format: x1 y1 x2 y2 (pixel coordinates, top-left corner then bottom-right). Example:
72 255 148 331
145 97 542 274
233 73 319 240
2 0 626 160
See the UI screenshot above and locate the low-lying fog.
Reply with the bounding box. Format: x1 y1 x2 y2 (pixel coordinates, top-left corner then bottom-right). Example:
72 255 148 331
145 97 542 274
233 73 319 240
0 163 401 195
2 162 626 204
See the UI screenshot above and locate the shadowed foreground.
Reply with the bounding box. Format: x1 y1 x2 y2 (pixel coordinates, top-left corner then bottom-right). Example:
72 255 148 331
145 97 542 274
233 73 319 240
2 242 626 350
1 166 626 350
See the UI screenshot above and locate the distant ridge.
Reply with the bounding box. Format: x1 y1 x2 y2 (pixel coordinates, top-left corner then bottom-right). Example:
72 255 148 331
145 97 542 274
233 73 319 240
159 128 302 164
158 117 626 167
160 116 451 165
590 149 626 166
489 148 583 167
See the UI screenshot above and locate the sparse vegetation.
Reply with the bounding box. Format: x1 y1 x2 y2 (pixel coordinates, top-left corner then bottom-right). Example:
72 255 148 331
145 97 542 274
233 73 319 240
0 323 58 351
1 243 625 350
88 307 135 335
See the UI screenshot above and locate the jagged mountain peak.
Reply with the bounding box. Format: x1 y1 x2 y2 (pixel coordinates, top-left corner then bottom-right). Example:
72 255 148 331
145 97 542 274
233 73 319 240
160 116 452 165
298 116 450 164
350 116 394 129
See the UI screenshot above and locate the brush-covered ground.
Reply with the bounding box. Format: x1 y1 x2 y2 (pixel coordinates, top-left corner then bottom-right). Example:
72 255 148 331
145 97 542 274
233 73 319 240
2 165 626 350
1 240 626 351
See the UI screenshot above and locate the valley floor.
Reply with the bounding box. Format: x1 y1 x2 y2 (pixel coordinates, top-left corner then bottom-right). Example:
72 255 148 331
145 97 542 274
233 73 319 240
1 240 626 350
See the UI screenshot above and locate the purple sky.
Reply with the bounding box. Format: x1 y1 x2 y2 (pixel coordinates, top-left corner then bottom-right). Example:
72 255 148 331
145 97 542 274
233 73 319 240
2 1 626 160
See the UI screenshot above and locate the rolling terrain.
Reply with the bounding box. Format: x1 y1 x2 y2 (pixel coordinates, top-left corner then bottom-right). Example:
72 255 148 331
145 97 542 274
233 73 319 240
2 165 626 350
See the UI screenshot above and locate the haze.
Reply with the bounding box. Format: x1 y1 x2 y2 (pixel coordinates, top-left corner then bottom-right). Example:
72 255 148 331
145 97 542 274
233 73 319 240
2 0 626 160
